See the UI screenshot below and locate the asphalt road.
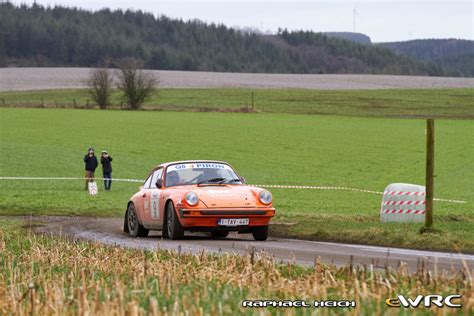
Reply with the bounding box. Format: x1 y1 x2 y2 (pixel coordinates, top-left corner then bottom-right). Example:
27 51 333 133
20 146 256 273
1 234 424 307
25 216 473 273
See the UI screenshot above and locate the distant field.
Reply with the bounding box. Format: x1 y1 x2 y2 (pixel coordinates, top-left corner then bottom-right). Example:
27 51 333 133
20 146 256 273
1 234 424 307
1 68 474 91
1 87 474 118
1 108 473 252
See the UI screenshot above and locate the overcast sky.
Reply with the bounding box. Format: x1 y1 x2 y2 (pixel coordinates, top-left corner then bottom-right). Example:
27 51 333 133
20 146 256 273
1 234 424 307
13 0 473 42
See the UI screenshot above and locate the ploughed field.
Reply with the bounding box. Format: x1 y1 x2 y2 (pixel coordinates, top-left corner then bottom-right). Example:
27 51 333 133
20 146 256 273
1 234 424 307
1 67 474 91
1 107 473 252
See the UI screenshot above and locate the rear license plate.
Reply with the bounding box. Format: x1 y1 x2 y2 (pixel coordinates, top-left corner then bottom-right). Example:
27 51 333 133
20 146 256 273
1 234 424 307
218 218 249 226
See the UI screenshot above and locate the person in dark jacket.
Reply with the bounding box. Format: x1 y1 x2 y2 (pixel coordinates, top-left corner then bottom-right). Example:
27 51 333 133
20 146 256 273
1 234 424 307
84 147 98 190
100 150 113 190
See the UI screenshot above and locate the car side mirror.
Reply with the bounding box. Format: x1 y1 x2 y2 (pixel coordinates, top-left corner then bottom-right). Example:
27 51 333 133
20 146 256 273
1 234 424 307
240 176 246 184
156 178 163 189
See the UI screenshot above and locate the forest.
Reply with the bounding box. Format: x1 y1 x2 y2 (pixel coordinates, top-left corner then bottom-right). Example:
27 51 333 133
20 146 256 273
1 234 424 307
380 39 474 77
0 2 460 76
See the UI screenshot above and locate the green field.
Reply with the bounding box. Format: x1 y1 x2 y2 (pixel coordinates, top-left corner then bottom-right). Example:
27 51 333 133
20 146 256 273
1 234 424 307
1 87 474 118
3 219 471 315
1 105 473 252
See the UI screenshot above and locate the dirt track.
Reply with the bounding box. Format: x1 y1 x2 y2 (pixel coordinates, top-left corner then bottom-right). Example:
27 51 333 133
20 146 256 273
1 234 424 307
1 68 474 91
22 216 474 272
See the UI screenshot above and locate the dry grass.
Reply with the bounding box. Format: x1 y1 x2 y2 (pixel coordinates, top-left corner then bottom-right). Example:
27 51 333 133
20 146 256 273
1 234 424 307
0 221 472 315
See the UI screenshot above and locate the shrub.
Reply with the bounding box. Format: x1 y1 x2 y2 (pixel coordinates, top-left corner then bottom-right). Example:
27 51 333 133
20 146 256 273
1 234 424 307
116 58 157 110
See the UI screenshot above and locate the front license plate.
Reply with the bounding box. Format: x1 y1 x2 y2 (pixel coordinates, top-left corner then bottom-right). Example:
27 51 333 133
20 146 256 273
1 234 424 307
218 218 249 226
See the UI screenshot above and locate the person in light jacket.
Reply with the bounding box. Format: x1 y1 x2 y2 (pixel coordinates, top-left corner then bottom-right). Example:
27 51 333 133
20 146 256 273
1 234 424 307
84 147 98 190
100 150 113 190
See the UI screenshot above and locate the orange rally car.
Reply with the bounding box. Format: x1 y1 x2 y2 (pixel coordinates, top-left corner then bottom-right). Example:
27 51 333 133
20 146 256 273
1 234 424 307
124 160 275 240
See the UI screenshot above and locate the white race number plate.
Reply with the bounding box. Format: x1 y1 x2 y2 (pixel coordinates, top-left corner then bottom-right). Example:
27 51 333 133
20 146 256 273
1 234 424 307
218 218 249 226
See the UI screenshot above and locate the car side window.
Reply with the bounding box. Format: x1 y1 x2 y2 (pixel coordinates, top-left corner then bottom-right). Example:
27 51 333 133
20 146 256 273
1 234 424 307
150 169 163 189
143 175 153 189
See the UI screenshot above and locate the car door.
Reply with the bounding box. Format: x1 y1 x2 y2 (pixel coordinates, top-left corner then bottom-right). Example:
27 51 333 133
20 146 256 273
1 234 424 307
144 168 164 227
137 174 153 218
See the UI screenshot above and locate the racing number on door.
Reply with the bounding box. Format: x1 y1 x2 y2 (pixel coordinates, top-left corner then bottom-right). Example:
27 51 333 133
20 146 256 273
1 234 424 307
151 191 160 219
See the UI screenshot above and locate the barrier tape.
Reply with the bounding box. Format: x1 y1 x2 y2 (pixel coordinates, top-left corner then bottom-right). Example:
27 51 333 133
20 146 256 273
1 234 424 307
255 184 466 204
254 184 382 195
383 190 425 196
384 200 426 206
0 176 143 183
383 209 426 215
0 176 467 204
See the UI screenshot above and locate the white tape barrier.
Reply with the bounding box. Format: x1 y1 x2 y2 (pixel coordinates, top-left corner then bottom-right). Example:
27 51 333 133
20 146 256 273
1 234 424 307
254 184 466 204
0 176 143 183
0 176 467 204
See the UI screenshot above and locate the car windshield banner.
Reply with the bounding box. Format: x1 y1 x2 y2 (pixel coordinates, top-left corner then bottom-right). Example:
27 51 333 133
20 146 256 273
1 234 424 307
167 163 232 172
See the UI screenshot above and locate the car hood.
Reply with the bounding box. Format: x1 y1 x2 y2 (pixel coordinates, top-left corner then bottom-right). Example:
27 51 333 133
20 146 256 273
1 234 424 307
195 185 257 208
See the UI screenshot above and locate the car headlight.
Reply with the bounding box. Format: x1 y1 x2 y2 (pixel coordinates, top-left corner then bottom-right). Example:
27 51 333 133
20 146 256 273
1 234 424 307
185 192 199 206
259 190 272 204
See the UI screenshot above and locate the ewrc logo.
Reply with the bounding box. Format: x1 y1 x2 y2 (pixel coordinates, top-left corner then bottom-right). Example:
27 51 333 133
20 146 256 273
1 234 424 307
386 295 462 308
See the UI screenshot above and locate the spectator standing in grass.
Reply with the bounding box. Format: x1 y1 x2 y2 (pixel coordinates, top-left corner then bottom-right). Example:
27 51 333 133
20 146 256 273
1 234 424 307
84 147 98 190
101 150 113 190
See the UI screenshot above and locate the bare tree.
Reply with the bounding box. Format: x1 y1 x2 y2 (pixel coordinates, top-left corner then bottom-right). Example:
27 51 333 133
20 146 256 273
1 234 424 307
86 65 113 110
116 58 157 110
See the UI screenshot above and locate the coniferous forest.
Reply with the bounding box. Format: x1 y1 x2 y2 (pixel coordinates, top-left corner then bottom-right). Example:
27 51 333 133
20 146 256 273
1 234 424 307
0 2 469 76
380 39 474 77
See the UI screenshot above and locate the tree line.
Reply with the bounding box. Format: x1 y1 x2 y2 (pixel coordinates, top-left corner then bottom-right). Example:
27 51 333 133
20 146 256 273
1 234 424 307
0 2 448 76
379 39 474 77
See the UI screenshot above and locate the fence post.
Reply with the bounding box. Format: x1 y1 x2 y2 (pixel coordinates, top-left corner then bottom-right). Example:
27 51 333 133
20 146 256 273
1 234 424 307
424 119 435 229
251 91 254 110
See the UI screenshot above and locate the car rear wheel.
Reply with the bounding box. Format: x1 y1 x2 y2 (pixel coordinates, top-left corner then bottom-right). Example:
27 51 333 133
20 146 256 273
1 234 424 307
252 226 268 241
166 202 184 240
210 231 229 238
127 203 149 237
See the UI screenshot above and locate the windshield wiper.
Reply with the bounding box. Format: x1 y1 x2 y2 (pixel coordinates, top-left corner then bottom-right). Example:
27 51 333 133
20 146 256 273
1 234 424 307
224 178 242 184
198 177 226 185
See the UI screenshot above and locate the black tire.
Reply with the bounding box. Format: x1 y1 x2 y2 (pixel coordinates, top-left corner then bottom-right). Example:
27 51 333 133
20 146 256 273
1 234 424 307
252 226 269 241
210 231 229 238
123 210 129 233
166 202 184 240
127 203 149 237
161 210 169 238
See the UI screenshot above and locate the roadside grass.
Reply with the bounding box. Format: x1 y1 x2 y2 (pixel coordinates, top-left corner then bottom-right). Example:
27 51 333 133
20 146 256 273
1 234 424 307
1 87 473 118
1 220 472 315
1 108 473 252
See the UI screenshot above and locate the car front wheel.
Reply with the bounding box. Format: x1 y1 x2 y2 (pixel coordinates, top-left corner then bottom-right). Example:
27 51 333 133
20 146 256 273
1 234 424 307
252 226 268 241
127 203 149 237
166 202 184 240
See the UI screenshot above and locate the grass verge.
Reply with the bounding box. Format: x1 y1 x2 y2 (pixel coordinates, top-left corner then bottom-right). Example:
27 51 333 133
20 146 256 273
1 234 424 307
1 87 473 118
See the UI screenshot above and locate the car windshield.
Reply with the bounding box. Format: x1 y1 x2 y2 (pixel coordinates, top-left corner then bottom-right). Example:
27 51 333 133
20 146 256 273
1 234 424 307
165 162 241 187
